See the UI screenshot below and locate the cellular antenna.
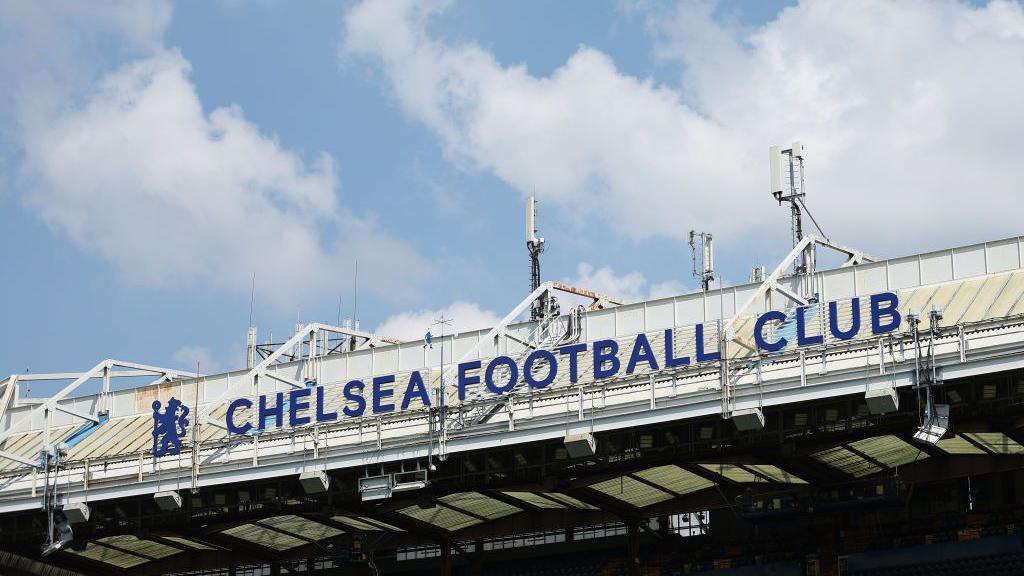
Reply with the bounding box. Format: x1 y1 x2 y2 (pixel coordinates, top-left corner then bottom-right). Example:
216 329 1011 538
770 141 831 275
246 273 257 369
688 230 715 291
526 196 547 320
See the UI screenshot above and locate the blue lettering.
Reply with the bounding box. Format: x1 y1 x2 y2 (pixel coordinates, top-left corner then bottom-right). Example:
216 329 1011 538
871 292 902 334
372 375 395 413
259 392 284 429
486 356 518 394
315 386 337 422
626 333 659 374
458 360 481 402
797 305 823 347
524 350 557 389
558 343 587 383
755 310 788 352
829 298 860 340
288 388 311 427
343 380 366 417
593 339 620 379
695 323 720 362
664 329 691 368
226 398 252 435
402 371 431 410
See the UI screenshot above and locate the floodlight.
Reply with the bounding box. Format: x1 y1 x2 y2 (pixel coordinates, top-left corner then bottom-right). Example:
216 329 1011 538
913 404 950 445
41 519 73 557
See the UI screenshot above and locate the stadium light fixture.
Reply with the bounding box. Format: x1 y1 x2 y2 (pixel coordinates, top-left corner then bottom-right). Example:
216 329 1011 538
41 518 72 557
913 404 950 445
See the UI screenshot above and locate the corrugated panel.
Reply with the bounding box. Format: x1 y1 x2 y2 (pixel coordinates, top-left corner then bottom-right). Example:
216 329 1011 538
99 535 181 560
634 465 714 496
542 492 598 510
64 542 149 568
850 435 928 468
698 464 759 483
439 492 520 520
811 446 882 478
397 504 481 531
986 272 1024 318
500 491 567 509
220 523 307 551
937 436 987 455
940 278 987 327
259 515 343 541
590 475 672 508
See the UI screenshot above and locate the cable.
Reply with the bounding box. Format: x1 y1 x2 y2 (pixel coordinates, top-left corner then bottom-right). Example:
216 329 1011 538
797 197 828 240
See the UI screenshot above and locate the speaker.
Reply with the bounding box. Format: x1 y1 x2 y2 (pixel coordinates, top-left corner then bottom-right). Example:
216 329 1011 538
154 490 182 511
731 408 765 432
865 387 898 414
563 432 596 458
299 470 330 494
63 502 90 524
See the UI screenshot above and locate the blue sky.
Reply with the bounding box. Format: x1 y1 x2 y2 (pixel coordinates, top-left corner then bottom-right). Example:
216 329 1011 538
1 0 1022 394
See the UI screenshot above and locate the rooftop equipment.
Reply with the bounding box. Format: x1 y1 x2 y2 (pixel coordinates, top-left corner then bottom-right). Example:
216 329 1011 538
689 230 715 291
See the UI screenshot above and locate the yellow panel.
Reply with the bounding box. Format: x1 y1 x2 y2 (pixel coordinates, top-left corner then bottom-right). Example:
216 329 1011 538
958 275 1010 324
940 278 987 327
590 475 672 508
987 272 1024 318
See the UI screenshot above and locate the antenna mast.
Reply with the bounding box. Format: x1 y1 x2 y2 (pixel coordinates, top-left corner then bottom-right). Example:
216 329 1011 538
526 196 547 320
688 230 715 291
770 141 811 275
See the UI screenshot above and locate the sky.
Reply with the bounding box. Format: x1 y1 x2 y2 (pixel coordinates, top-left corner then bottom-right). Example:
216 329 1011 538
1 0 1022 394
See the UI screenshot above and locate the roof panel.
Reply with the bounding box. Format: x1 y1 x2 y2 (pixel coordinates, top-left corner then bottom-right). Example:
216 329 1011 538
590 475 673 508
221 523 308 551
634 465 714 496
850 435 929 468
963 432 1024 454
65 542 149 569
331 516 403 532
397 504 481 531
937 436 988 455
259 515 343 542
438 492 520 520
811 446 882 478
745 464 807 484
99 535 181 560
698 464 759 483
156 534 220 551
500 491 567 509
542 492 599 510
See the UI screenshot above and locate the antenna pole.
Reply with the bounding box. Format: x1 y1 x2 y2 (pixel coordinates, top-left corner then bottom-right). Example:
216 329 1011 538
689 230 715 292
526 196 547 320
770 142 810 275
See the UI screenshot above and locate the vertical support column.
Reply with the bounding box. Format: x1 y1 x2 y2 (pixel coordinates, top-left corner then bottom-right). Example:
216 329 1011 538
627 518 641 576
270 561 281 576
440 538 453 576
101 364 111 416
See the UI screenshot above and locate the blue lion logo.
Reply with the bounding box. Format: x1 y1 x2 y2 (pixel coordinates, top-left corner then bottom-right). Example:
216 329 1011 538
152 397 190 457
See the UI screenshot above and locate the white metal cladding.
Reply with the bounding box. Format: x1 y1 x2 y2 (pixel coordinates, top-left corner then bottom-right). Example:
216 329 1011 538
1 236 1024 511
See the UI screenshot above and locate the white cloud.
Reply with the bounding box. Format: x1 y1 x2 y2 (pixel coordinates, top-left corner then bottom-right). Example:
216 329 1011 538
564 262 686 303
375 300 502 342
343 0 1024 256
171 345 220 374
7 4 428 308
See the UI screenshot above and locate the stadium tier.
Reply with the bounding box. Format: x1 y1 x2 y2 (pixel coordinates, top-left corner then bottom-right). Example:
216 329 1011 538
4 235 1024 575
